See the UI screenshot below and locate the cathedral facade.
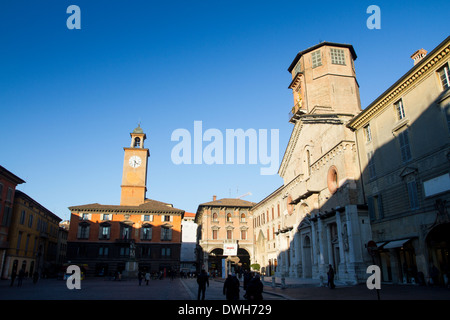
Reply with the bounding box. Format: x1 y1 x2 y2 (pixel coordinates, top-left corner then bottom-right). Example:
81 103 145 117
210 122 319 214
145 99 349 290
252 42 374 284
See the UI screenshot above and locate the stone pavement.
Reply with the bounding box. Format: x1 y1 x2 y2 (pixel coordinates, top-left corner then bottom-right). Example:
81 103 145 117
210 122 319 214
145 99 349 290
259 276 450 300
1 275 450 301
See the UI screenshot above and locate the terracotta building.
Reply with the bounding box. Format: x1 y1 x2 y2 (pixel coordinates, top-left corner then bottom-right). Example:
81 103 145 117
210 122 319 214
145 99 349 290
195 196 255 276
67 126 185 277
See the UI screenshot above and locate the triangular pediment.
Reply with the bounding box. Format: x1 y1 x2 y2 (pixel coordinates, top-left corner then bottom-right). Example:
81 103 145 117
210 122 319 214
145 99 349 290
399 166 418 178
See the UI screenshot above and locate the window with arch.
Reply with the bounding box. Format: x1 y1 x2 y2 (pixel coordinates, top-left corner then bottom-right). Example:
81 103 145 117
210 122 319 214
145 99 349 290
226 213 232 222
161 226 173 241
240 212 246 222
306 149 312 175
134 137 141 148
212 212 218 222
99 223 111 240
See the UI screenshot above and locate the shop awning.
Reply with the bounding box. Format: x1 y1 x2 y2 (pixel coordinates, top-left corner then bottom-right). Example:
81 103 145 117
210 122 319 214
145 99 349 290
381 239 411 249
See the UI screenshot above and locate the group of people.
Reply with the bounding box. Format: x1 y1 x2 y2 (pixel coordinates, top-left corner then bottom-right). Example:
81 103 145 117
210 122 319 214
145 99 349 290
10 268 40 287
196 269 264 301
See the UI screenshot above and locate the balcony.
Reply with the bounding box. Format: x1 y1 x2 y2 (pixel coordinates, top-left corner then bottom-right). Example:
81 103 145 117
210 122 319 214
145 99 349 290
115 238 133 244
289 100 307 123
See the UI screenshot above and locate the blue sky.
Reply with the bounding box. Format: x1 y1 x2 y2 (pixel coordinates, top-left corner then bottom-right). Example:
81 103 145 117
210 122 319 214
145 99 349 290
1 0 449 221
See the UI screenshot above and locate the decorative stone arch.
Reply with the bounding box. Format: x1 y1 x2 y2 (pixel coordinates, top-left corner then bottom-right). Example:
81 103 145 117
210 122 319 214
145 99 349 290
425 222 450 285
303 143 314 176
302 234 313 278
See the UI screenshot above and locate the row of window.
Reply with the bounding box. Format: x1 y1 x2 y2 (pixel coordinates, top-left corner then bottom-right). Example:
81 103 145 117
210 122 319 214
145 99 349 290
254 204 281 228
211 212 246 223
77 223 173 241
90 246 173 258
80 213 173 223
363 63 450 180
211 229 247 240
293 47 348 74
19 210 57 236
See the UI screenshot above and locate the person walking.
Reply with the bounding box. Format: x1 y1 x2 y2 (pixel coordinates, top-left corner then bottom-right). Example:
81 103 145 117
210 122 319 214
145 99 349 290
327 264 335 289
138 271 144 286
145 271 151 285
197 269 209 300
223 273 240 300
17 268 25 287
243 271 252 291
10 271 16 287
245 274 263 301
33 271 39 284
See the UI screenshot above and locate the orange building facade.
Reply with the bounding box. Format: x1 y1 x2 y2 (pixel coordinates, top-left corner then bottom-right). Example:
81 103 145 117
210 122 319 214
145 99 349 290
67 126 184 277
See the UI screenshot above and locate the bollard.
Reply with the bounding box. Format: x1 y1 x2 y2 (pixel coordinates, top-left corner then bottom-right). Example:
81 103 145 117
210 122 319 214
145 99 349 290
281 276 286 289
272 277 276 288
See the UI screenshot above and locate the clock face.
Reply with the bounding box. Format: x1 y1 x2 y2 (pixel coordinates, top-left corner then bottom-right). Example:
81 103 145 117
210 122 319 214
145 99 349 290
129 155 142 168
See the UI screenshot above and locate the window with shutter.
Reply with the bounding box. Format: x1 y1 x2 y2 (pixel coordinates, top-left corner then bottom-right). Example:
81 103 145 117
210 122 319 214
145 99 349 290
438 64 449 90
399 130 412 163
368 197 375 221
367 151 376 179
407 181 419 210
395 99 406 120
141 225 152 240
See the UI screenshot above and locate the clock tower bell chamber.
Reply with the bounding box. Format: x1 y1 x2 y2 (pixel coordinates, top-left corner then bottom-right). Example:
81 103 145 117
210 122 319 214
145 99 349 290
120 125 150 206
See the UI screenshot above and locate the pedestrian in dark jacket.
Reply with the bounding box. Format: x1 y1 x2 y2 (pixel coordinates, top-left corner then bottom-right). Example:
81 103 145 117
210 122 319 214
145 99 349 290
17 268 25 287
223 273 240 300
10 272 16 287
243 271 252 291
197 269 209 300
327 265 335 289
246 274 263 300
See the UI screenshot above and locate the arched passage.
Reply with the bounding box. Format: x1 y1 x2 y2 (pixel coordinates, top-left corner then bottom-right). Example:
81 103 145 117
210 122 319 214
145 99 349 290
208 248 225 277
303 235 313 278
426 222 450 285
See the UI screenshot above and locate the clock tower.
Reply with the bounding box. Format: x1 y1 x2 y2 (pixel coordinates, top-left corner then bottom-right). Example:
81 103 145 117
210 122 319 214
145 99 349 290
120 125 149 206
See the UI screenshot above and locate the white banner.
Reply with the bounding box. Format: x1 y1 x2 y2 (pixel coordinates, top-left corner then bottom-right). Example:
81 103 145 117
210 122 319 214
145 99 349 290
223 243 238 256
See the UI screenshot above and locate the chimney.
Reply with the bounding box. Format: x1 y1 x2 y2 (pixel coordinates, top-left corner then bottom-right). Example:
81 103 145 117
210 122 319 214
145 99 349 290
213 195 217 201
411 49 427 66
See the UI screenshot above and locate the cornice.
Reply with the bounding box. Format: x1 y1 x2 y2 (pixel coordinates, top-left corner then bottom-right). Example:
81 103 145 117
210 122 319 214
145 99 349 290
348 40 450 130
310 140 356 173
279 120 303 177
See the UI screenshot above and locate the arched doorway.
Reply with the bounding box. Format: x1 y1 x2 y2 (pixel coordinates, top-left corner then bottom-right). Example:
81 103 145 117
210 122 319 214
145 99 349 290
427 222 450 285
237 248 250 273
208 248 225 277
303 235 313 278
208 247 251 277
